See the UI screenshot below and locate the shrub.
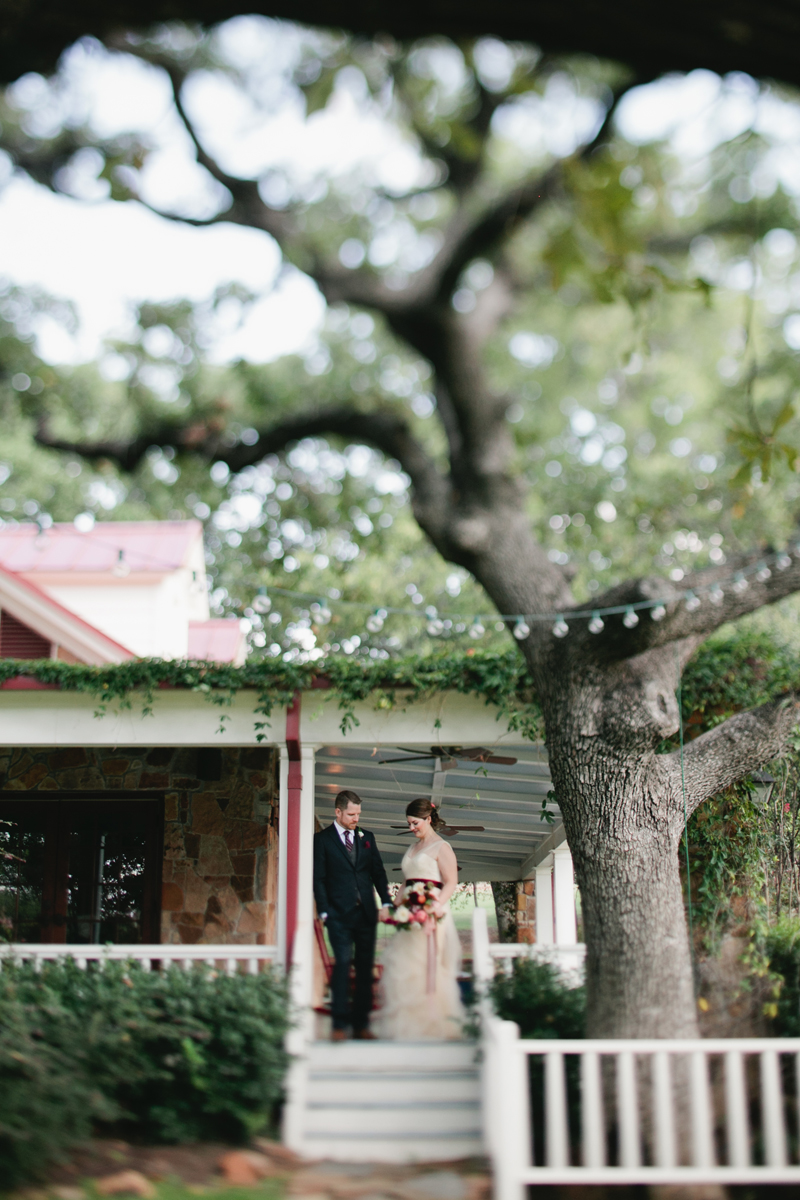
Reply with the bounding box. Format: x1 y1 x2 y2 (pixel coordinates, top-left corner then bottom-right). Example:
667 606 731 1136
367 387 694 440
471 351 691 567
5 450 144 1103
490 957 585 1039
0 958 290 1182
762 917 800 1035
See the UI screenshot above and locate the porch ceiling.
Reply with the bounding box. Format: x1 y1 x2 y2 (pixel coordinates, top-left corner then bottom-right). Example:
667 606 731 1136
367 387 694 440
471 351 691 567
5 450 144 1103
314 744 560 882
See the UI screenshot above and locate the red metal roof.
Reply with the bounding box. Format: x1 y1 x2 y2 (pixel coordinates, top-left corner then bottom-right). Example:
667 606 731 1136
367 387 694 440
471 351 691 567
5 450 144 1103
188 619 245 664
0 520 203 575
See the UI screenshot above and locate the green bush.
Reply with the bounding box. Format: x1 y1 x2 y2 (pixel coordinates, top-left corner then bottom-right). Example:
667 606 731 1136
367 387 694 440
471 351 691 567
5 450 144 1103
763 917 800 1035
490 957 585 1039
0 958 290 1183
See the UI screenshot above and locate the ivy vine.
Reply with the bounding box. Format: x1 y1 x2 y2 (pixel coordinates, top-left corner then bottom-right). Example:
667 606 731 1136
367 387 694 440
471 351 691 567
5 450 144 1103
0 649 541 740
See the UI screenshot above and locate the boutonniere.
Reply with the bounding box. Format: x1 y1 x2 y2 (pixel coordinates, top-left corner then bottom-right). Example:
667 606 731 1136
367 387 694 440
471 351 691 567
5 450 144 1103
357 828 364 838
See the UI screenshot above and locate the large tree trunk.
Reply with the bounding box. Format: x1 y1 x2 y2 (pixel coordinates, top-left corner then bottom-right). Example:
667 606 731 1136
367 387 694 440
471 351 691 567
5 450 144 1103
538 648 700 1038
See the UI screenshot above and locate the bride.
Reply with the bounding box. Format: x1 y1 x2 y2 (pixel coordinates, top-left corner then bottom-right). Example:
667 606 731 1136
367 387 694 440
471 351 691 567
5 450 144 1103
375 797 465 1040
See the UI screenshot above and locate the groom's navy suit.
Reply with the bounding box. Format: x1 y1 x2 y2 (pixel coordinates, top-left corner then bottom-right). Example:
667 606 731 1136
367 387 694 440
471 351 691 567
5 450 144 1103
313 823 391 1032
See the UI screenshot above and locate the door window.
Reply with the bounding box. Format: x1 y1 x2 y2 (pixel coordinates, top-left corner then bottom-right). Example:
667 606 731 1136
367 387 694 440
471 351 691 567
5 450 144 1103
0 800 163 943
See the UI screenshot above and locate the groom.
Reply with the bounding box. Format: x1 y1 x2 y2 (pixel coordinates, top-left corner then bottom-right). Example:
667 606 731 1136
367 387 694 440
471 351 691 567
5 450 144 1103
313 789 391 1040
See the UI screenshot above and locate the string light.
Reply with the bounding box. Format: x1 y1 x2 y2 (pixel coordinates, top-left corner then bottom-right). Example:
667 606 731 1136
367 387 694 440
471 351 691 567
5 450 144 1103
258 539 800 641
252 589 271 614
365 609 386 633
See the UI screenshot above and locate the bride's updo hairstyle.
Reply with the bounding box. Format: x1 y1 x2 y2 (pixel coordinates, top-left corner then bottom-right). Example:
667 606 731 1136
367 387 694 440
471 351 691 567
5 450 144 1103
406 797 444 831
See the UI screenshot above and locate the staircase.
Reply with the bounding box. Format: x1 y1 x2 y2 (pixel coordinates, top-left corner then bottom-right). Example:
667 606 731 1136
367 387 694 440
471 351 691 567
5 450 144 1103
292 1039 484 1162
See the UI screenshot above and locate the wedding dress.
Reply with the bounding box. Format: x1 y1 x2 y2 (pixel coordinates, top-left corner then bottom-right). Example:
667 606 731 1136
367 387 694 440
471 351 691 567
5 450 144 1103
374 839 465 1040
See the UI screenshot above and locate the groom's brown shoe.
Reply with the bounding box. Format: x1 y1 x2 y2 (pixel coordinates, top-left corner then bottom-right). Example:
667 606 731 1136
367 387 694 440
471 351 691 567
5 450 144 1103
331 1029 348 1042
354 1029 376 1040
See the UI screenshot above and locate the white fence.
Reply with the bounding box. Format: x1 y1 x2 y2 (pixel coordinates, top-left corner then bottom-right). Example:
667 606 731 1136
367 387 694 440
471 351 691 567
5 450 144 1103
472 909 800 1197
0 943 278 974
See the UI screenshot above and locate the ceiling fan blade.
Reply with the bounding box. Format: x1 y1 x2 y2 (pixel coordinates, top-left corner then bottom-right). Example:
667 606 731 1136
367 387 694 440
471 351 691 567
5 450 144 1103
448 825 486 831
485 755 518 765
379 754 436 764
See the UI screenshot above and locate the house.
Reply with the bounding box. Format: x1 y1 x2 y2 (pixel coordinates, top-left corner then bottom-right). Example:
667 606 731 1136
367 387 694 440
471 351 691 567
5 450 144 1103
0 519 581 1164
0 518 246 665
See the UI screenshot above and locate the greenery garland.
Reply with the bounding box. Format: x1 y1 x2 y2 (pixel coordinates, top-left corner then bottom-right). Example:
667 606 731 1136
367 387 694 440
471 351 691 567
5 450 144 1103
0 649 541 740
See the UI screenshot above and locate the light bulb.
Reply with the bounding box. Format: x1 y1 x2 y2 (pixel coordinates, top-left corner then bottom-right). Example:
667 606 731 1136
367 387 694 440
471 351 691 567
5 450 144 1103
552 618 569 639
776 554 792 571
427 618 444 636
588 612 604 634
622 608 639 628
513 619 531 640
755 563 772 582
469 620 485 639
709 585 724 605
253 591 271 614
685 592 701 612
366 613 384 633
732 574 748 593
651 604 667 621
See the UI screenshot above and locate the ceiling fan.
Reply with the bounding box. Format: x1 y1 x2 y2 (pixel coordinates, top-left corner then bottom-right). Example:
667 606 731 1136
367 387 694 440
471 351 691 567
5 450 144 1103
379 745 517 769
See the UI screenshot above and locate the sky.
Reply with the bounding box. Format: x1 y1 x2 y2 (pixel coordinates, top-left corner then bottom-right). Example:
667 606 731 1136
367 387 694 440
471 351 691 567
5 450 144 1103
2 24 800 368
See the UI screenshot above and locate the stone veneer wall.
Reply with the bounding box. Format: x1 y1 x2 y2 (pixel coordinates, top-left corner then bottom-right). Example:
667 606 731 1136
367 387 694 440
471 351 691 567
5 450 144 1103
0 745 279 945
515 880 536 943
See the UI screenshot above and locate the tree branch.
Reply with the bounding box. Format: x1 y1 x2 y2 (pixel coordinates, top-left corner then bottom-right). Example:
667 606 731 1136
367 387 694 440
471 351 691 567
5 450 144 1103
567 549 800 663
665 691 800 817
35 405 450 531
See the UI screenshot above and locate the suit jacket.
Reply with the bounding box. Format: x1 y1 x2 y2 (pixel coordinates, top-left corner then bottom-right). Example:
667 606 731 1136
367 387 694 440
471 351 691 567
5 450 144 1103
313 823 391 924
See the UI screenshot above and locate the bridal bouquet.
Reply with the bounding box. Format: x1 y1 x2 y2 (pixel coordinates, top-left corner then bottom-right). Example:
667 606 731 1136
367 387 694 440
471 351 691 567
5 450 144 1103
386 879 442 931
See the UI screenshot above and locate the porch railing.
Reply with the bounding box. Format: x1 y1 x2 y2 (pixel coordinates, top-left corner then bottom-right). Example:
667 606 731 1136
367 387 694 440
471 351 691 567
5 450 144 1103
472 909 800 1197
0 943 278 974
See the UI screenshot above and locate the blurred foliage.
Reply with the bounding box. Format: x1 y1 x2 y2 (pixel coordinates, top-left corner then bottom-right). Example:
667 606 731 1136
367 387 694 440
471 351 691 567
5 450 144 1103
759 917 800 1034
4 29 800 659
0 957 290 1184
490 957 585 1039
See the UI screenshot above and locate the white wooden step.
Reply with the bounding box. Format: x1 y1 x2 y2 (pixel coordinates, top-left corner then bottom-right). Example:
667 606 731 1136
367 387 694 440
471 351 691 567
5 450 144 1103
302 1131 484 1163
295 1040 484 1163
308 1071 479 1104
308 1040 478 1071
304 1100 481 1136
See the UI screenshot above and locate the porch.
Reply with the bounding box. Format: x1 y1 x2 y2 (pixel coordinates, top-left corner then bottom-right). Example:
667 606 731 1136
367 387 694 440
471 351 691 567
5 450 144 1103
3 682 799 1191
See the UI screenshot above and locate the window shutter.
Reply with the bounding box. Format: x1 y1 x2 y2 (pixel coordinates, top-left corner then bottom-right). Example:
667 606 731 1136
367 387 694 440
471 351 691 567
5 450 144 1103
0 611 52 659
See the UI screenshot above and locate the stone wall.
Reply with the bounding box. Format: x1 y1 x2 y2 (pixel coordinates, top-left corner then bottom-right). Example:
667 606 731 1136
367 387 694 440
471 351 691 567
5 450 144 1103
0 745 279 945
515 880 536 943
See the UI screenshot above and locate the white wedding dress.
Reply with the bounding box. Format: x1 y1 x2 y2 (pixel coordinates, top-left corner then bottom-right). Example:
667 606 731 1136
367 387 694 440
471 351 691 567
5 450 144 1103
374 839 465 1040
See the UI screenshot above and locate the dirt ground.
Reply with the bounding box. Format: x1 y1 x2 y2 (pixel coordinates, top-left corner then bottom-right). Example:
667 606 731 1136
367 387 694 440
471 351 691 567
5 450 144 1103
8 1140 800 1200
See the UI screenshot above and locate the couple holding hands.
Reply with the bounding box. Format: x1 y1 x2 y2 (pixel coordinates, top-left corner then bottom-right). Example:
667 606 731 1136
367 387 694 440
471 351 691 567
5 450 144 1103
313 790 465 1041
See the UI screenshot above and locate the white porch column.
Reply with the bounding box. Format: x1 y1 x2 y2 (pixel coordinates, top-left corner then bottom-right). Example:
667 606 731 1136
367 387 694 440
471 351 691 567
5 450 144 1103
552 844 577 945
293 743 317 984
277 746 289 968
535 858 554 945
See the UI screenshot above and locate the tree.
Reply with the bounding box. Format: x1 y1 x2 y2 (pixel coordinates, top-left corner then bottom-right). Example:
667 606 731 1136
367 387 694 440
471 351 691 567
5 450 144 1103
5 1 800 91
6 23 800 1037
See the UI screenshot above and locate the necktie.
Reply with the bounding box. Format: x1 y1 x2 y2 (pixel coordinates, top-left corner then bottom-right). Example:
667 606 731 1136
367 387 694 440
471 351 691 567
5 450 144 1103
345 830 354 854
